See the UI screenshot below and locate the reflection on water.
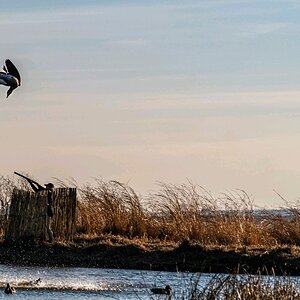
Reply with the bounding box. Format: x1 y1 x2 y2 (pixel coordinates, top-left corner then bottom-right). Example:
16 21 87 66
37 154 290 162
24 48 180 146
0 264 210 299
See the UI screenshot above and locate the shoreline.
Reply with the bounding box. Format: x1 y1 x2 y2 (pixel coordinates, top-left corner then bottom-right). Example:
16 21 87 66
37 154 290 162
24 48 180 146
1 238 300 275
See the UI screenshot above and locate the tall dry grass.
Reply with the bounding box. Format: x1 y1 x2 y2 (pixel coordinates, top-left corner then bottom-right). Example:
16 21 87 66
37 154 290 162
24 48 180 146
73 179 300 247
1 174 300 248
77 179 147 238
144 182 274 246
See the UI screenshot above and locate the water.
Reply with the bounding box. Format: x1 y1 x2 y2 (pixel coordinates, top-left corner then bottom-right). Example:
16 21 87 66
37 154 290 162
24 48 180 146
0 265 299 299
0 264 211 299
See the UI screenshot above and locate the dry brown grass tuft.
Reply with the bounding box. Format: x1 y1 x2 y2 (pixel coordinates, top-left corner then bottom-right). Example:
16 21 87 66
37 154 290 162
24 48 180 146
77 179 147 238
144 184 268 246
73 179 300 248
146 181 217 242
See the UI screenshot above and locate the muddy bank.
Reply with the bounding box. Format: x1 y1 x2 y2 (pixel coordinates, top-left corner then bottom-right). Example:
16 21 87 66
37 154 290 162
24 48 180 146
1 238 300 276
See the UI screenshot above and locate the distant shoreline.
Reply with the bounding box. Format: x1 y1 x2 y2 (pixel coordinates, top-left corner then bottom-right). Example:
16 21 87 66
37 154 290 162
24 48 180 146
1 237 300 276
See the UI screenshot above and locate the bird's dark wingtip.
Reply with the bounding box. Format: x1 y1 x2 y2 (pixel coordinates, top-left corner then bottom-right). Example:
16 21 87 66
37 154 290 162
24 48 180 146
4 59 21 83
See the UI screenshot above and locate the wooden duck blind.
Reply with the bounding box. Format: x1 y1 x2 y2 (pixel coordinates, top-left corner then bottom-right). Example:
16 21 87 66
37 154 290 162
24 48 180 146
5 188 77 242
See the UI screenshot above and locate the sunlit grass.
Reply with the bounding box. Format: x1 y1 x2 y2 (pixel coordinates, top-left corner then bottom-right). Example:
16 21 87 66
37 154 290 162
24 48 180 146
1 175 300 248
74 179 300 248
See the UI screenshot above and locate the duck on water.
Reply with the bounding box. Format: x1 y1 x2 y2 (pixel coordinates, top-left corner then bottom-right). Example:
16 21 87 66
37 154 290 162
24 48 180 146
4 283 16 294
0 59 21 98
150 285 172 296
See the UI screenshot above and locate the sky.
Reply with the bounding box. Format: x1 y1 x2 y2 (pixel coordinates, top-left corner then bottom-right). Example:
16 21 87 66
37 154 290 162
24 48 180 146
1 0 300 207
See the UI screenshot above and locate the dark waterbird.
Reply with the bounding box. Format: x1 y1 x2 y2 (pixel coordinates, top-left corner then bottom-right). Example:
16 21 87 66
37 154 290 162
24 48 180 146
30 278 41 286
4 283 16 294
150 285 172 296
20 278 41 287
0 59 21 98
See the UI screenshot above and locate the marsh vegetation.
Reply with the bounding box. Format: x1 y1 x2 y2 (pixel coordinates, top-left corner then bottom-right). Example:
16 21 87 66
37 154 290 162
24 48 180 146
0 175 300 249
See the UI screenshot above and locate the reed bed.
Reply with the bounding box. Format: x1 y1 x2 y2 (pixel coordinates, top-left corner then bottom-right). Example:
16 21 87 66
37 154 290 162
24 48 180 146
1 175 300 248
74 179 300 247
77 179 147 238
178 273 300 300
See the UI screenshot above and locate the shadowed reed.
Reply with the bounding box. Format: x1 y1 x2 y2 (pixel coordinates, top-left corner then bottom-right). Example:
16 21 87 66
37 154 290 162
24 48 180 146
180 273 300 300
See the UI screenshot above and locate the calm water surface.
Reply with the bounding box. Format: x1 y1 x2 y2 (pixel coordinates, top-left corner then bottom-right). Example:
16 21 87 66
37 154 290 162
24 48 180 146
0 264 211 299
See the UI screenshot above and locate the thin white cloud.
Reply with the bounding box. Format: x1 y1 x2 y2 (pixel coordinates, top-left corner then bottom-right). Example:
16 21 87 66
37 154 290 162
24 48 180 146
241 22 287 36
102 90 300 111
0 5 103 25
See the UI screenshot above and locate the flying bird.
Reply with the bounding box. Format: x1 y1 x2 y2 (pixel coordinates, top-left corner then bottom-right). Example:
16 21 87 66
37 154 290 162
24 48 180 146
0 59 21 98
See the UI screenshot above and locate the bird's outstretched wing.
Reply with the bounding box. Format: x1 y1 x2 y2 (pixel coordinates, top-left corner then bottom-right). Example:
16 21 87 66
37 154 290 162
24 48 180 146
5 59 21 84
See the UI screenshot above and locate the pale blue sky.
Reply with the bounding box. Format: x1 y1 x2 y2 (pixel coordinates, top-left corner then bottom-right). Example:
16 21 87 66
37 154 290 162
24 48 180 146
1 1 300 206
